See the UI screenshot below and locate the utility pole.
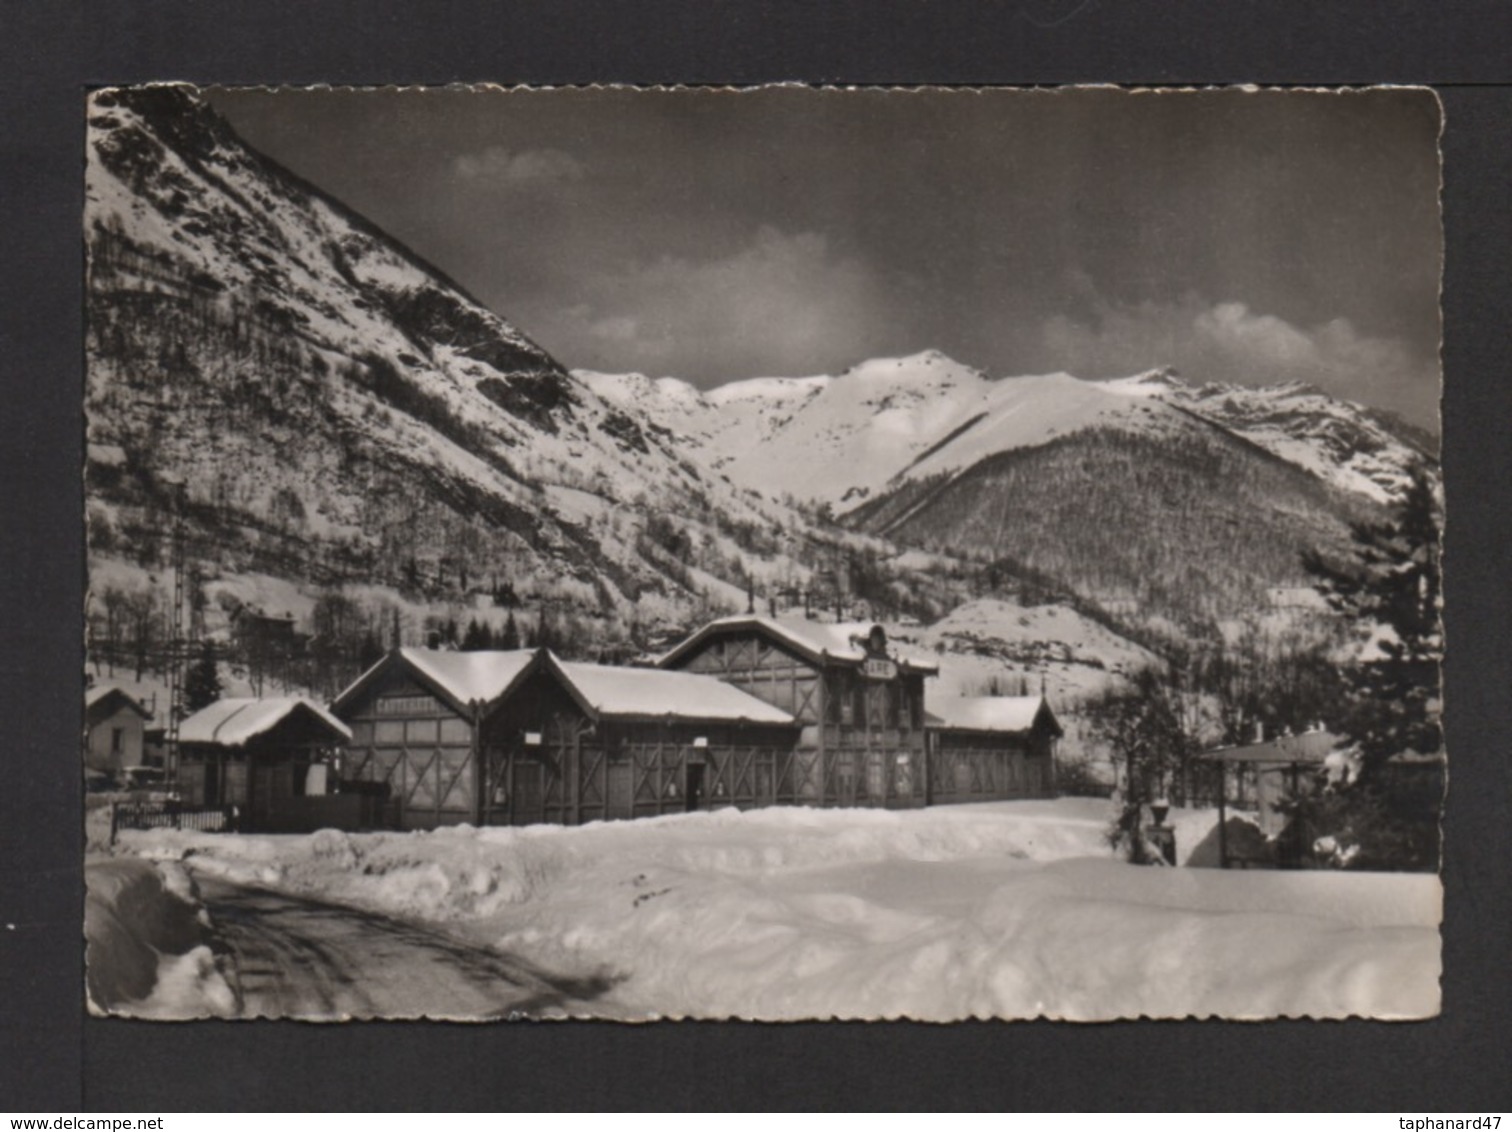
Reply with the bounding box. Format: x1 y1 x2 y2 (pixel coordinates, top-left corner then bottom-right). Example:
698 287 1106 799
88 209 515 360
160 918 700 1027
164 500 188 786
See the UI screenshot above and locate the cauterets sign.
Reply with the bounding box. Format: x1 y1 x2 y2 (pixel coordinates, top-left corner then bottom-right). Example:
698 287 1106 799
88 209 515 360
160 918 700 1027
859 625 896 679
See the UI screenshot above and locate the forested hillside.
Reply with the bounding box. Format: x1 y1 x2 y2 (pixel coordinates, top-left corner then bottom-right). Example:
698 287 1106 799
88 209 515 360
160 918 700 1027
853 424 1382 629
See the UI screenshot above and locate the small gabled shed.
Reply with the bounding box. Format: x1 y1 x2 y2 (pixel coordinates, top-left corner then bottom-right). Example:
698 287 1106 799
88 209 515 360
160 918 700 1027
176 697 352 831
925 695 1062 804
84 685 152 774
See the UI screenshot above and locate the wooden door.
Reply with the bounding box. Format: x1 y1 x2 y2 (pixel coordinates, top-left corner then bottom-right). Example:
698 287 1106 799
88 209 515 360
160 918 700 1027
513 762 545 826
607 761 633 820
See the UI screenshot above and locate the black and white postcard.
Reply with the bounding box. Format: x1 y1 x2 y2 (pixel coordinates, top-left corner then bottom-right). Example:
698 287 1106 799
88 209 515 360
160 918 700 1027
83 85 1443 1021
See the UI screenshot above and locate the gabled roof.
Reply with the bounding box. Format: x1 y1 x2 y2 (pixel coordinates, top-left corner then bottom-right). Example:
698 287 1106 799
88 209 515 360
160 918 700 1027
84 684 151 720
549 656 797 726
658 615 939 675
1199 729 1340 765
331 647 539 716
178 698 351 748
396 647 539 708
927 695 1062 736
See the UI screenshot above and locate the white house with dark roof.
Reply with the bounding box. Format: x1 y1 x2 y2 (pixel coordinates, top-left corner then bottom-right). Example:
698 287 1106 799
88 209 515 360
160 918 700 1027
84 684 152 774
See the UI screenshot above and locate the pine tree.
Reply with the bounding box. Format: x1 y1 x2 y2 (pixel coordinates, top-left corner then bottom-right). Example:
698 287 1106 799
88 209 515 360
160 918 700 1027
1085 666 1196 863
499 611 521 651
184 640 222 712
460 618 495 651
1290 468 1443 870
358 629 384 669
1302 467 1442 776
461 618 484 651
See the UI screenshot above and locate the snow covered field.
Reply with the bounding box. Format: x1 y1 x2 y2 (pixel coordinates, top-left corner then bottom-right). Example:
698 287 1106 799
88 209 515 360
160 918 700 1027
112 798 1440 1021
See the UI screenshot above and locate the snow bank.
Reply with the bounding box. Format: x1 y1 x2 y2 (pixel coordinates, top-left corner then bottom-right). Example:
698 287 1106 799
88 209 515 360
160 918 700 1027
118 799 1440 1021
84 858 238 1018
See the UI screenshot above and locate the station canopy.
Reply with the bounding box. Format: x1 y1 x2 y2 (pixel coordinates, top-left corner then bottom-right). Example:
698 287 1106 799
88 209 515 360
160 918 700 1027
1199 730 1340 765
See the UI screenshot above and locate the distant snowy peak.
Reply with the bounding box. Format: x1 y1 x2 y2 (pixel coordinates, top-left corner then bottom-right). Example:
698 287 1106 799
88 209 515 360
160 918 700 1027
594 343 1432 513
705 373 831 408
707 353 1198 511
1099 371 1435 504
582 351 1221 512
1099 368 1188 397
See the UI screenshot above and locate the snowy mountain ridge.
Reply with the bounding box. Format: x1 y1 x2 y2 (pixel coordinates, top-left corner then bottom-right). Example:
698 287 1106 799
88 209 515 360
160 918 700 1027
583 348 1433 513
1099 368 1436 505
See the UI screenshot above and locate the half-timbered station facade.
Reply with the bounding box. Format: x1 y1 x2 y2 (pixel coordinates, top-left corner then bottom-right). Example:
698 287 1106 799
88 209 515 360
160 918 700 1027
331 647 799 829
658 616 939 810
924 695 1062 804
176 697 353 831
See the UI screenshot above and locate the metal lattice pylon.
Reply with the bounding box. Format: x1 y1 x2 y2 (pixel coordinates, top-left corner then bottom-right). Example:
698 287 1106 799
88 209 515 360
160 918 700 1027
164 506 187 784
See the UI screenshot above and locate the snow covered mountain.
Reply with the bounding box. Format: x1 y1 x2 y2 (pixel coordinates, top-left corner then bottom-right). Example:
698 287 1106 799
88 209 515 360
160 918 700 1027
1100 369 1436 506
586 351 1168 511
584 351 1434 515
585 348 1433 629
85 87 844 631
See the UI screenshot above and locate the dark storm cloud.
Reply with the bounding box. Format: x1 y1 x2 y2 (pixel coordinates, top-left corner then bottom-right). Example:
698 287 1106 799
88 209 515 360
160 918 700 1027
208 86 1442 429
1038 295 1438 425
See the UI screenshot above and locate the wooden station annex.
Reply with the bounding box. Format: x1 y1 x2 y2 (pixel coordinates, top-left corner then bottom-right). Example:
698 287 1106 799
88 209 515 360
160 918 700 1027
331 647 798 829
924 695 1062 805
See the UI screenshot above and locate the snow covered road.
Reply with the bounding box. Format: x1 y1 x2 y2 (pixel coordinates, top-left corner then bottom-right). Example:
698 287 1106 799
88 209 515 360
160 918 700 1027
197 876 621 1020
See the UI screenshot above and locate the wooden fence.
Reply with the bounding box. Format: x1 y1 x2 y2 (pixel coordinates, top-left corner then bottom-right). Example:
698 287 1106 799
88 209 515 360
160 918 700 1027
110 801 238 841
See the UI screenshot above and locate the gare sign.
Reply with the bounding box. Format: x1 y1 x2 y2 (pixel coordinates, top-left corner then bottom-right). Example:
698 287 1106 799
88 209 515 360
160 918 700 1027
862 657 897 681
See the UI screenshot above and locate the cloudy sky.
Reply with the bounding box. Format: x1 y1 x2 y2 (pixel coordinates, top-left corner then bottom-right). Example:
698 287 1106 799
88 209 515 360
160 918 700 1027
210 86 1442 430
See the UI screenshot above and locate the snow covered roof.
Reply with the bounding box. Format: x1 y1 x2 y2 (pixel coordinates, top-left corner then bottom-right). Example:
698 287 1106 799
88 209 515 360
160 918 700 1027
178 698 351 748
1199 729 1340 765
927 695 1060 735
331 647 539 715
395 647 538 708
84 684 150 718
551 659 796 726
659 615 939 675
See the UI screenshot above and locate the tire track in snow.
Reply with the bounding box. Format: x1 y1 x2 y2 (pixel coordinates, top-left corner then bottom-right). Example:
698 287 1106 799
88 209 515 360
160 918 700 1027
196 875 620 1020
